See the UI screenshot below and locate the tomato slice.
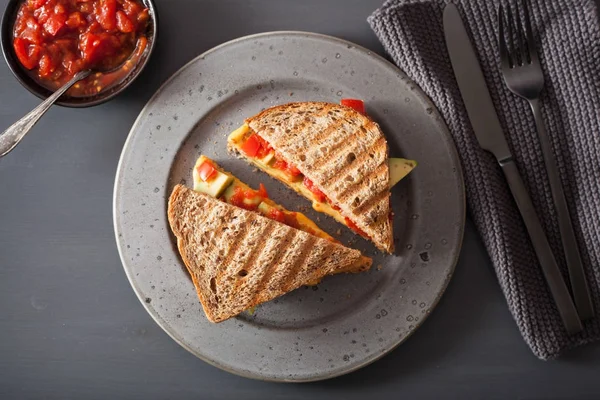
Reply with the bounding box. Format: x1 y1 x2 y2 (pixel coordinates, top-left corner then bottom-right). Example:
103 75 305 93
241 134 262 157
303 177 326 203
257 183 269 199
340 98 365 114
197 161 217 182
345 217 368 237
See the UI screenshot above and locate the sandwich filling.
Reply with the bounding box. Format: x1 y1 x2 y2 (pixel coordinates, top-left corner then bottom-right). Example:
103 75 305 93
192 155 336 242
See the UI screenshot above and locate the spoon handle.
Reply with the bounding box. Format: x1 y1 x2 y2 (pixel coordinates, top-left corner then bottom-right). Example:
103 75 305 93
0 70 92 158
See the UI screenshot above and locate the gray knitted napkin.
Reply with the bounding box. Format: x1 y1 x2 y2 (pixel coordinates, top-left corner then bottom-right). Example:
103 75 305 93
369 0 600 360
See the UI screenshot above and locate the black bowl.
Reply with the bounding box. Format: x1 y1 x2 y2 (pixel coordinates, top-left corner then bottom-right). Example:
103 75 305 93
1 0 158 108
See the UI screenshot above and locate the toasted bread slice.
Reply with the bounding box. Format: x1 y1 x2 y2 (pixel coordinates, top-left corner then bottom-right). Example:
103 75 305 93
168 185 371 323
228 102 394 253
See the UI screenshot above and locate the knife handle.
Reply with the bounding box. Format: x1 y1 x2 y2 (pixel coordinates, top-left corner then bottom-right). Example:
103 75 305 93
500 158 583 335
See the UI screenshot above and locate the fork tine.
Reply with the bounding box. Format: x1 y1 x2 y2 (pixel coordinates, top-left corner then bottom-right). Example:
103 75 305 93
514 2 529 65
498 5 512 69
506 4 521 66
522 0 538 62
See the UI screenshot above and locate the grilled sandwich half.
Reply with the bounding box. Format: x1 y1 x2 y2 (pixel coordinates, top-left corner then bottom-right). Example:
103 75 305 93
168 185 371 323
227 101 416 253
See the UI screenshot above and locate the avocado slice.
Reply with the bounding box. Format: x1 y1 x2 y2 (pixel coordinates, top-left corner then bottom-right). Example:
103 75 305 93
260 151 275 165
193 167 234 198
257 201 278 217
389 158 417 188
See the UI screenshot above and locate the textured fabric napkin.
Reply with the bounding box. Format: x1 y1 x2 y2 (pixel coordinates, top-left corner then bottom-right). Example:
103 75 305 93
368 0 600 359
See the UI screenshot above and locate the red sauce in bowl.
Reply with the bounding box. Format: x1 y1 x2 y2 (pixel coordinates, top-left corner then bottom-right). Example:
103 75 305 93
12 0 149 97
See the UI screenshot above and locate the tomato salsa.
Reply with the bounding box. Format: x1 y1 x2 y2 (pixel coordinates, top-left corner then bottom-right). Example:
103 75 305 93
12 0 149 97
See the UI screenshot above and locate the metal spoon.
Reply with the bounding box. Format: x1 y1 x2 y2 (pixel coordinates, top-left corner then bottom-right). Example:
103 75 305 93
0 69 93 157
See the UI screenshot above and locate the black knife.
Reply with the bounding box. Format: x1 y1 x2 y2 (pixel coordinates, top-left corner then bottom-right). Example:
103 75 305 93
443 3 583 335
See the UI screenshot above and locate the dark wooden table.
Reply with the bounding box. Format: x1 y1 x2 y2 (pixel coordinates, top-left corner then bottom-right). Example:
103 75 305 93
1 0 600 398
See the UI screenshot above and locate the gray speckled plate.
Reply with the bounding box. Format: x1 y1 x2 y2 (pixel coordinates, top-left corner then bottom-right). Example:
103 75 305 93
113 31 465 382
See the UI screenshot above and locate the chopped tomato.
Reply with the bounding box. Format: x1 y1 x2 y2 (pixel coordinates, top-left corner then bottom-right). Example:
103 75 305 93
65 12 86 29
19 17 43 44
28 0 48 9
257 183 269 199
13 0 149 97
241 134 261 157
97 0 117 31
116 11 134 33
241 134 273 158
341 98 365 114
345 217 368 238
264 208 301 230
268 208 286 224
78 1 94 14
288 163 302 176
272 159 287 171
303 177 326 203
229 187 259 211
122 0 142 18
38 53 55 77
13 38 40 70
196 161 217 182
283 212 300 229
273 157 303 179
43 12 67 36
332 204 341 212
79 32 120 64
136 8 149 26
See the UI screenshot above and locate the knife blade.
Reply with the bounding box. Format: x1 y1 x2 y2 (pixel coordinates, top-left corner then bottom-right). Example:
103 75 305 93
443 3 583 335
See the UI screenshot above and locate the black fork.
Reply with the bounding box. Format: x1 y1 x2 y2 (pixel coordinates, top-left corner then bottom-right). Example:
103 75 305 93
498 1 594 320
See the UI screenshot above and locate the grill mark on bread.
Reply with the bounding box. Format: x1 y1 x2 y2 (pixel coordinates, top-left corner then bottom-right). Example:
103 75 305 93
232 220 278 296
336 162 388 204
281 235 317 292
320 137 387 194
303 116 348 150
248 228 297 306
265 106 334 152
215 212 255 284
317 134 384 185
300 241 336 285
249 104 329 136
354 189 389 217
